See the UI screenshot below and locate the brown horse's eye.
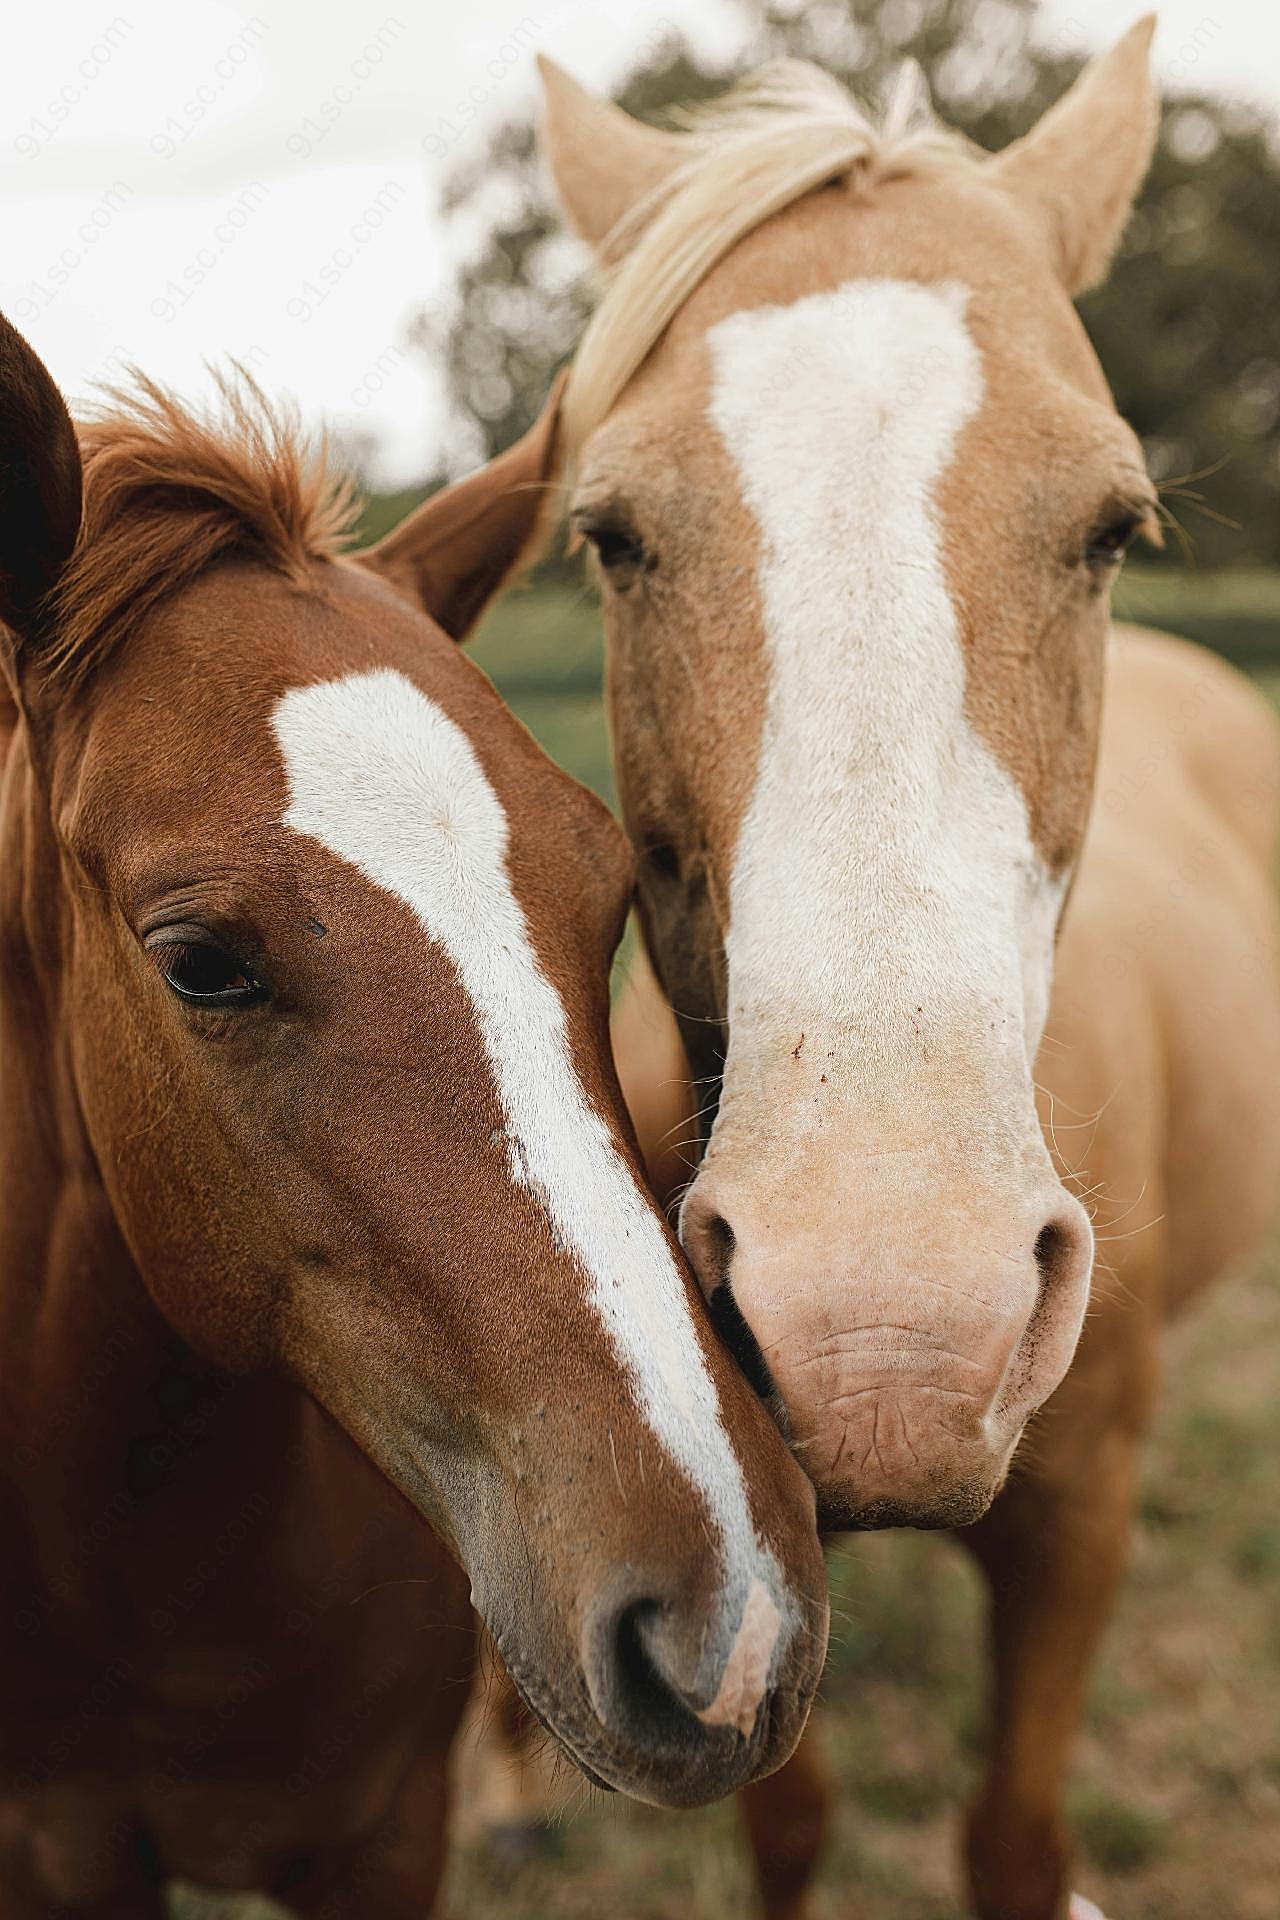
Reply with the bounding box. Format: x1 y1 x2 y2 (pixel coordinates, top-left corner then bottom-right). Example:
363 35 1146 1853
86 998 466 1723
153 939 266 1009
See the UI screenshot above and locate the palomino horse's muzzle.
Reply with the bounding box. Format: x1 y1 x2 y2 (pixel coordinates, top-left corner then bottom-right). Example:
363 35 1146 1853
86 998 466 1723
681 1158 1095 1532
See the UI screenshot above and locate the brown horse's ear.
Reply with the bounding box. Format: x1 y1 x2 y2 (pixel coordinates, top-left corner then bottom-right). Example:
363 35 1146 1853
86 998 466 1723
993 16 1158 295
363 373 565 643
0 310 82 657
538 56 686 258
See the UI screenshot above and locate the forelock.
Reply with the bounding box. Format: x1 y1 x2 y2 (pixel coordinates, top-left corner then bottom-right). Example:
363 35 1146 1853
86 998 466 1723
561 58 979 467
48 366 358 685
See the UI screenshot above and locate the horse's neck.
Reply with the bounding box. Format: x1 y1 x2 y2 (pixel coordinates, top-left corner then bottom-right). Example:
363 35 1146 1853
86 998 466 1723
0 730 308 1625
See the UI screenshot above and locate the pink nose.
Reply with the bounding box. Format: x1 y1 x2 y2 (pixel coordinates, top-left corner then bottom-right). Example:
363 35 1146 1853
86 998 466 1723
680 1180 1094 1528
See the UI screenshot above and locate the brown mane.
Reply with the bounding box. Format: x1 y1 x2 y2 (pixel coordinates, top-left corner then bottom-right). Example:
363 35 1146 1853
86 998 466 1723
49 367 358 683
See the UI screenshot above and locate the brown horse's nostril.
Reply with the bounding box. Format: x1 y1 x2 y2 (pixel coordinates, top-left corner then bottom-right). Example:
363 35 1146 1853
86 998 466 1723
601 1597 701 1750
582 1575 780 1787
583 1584 714 1763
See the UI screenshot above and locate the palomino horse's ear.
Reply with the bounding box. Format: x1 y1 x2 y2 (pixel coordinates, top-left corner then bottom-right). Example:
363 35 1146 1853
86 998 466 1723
538 55 686 257
363 373 564 643
0 310 82 654
993 16 1158 295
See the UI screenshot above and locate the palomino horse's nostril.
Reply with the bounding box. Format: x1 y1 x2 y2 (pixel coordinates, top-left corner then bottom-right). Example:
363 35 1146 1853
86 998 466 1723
708 1282 782 1415
683 1200 783 1413
1034 1219 1064 1283
1033 1206 1093 1296
682 1202 735 1290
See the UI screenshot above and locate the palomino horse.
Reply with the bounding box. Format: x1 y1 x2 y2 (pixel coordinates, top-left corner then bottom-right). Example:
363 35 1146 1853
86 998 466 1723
537 18 1280 1920
0 313 829 1914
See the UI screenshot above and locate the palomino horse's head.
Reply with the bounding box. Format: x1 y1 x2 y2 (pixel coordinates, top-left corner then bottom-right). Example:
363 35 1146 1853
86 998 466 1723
542 22 1162 1527
0 316 827 1802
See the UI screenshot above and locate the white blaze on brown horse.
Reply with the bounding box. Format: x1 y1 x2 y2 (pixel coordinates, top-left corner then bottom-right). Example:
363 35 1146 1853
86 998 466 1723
540 18 1280 1920
0 316 829 1913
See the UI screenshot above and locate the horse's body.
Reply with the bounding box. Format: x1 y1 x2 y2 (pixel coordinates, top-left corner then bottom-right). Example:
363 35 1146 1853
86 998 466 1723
0 1322 470 1908
1041 627 1280 1323
957 625 1280 1914
535 20 1280 1917
0 540 475 1917
0 317 828 1914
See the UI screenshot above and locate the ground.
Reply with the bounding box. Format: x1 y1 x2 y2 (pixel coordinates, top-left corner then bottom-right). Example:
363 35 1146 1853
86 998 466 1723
438 1237 1280 1920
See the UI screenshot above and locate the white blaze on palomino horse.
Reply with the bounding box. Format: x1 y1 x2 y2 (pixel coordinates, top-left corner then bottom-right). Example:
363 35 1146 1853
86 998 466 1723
0 317 828 1914
526 17 1280 1920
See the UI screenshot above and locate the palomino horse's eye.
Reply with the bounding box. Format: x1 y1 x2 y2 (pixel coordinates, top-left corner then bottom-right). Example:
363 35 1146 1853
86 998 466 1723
151 939 267 1009
1084 513 1142 576
573 512 650 584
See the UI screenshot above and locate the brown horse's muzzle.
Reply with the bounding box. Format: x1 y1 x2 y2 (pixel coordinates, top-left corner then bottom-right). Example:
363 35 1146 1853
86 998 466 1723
467 1473 827 1807
363 1330 829 1810
570 1559 818 1804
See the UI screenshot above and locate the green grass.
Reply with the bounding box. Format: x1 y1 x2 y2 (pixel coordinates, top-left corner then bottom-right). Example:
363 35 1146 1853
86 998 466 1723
1113 563 1280 667
469 576 613 804
1235 1524 1280 1579
1070 1792 1167 1874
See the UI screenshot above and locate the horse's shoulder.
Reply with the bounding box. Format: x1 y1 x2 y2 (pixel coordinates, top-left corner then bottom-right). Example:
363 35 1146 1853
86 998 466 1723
1054 624 1280 1304
1103 621 1280 872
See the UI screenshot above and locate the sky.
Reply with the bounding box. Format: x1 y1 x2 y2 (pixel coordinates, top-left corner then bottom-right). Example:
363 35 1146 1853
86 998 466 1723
1 0 1275 486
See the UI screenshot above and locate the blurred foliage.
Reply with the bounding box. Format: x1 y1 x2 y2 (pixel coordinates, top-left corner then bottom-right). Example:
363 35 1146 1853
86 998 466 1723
413 0 1280 568
1069 1791 1168 1874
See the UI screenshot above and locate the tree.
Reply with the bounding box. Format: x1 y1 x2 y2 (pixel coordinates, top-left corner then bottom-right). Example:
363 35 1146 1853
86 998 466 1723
417 0 1280 568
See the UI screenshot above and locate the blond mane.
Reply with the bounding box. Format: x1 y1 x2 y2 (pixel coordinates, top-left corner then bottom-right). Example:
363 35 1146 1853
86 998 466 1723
561 59 977 464
50 368 357 683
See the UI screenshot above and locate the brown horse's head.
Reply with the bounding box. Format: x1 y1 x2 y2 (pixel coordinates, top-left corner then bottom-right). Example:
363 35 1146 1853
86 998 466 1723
0 315 826 1803
542 23 1161 1528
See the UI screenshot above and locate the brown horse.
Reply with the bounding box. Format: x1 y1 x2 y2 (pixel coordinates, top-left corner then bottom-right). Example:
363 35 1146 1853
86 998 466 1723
0 313 829 1915
537 19 1280 1920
